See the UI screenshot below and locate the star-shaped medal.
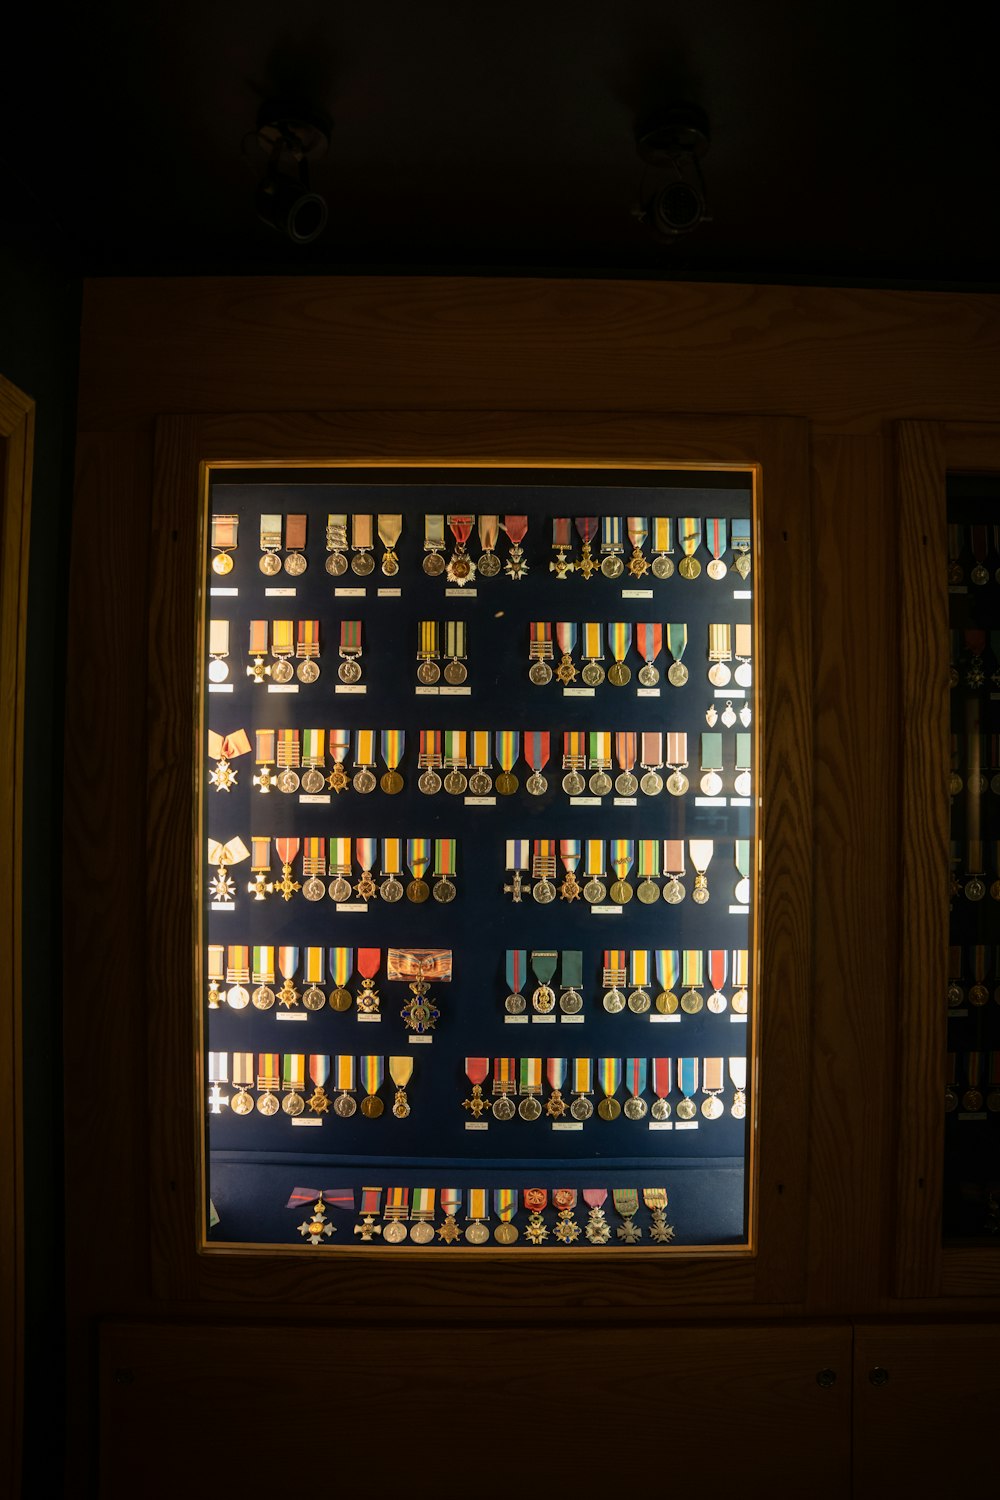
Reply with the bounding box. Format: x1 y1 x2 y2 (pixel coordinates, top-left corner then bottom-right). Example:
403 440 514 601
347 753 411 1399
585 1211 611 1245
209 870 235 902
525 1214 549 1245
554 1214 580 1244
437 1215 461 1244
209 758 236 791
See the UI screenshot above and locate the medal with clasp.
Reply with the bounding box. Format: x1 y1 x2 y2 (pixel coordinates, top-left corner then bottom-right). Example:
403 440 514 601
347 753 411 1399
326 729 351 793
307 1055 332 1114
561 731 587 796
210 512 238 575
281 1053 306 1115
258 513 282 575
325 513 349 575
708 622 732 686
492 1057 517 1120
602 950 627 1013
338 620 364 683
531 839 557 903
300 729 327 793
409 1188 436 1243
256 1053 280 1115
269 619 295 682
437 1187 462 1243
599 516 625 577
382 1187 410 1243
518 1056 544 1119
423 514 446 575
528 621 554 684
225 945 250 1010
588 731 613 796
443 730 469 794
417 730 443 793
303 844 328 907
730 517 752 578
626 515 649 576
252 944 276 1009
276 728 301 793
417 620 441 683
294 620 320 683
613 1188 642 1241
327 837 353 903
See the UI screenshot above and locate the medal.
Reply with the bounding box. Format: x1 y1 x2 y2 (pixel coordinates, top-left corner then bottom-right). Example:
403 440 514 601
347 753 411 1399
676 1057 699 1119
409 1187 436 1242
207 727 249 792
550 516 575 578
599 516 625 577
352 731 378 793
701 1057 725 1118
624 1058 648 1118
558 839 583 901
277 945 300 1009
230 1052 254 1115
699 731 724 796
546 1056 569 1115
417 619 441 683
360 1055 385 1117
256 1053 280 1115
734 621 753 688
355 947 381 1015
636 840 661 904
494 1189 519 1243
733 839 752 904
575 515 599 577
437 1188 462 1243
731 948 749 1014
269 619 295 683
206 945 224 1010
423 514 446 575
706 949 728 1013
325 513 349 575
581 620 605 685
462 1057 491 1120
639 732 665 796
390 947 450 1032
650 516 674 578
382 1187 410 1243
644 1187 674 1243
443 730 469 794
225 945 250 1010
288 1185 344 1243
273 729 299 794
502 515 529 579
299 729 327 794
945 1052 959 1113
531 839 557 903
677 516 702 579
337 620 363 683
570 1057 595 1119
680 949 705 1013
282 513 307 576
492 1056 517 1120
562 731 587 796
476 513 501 576
495 730 521 794
614 731 639 795
432 838 457 902
299 946 326 1011
505 950 528 1014
245 619 271 684
333 1054 358 1117
281 1053 306 1115
379 837 405 902
730 517 752 578
962 1050 984 1113
326 730 351 793
518 1057 544 1118
530 950 558 1014
729 1056 748 1118
406 837 431 902
636 623 662 685
627 950 652 1013
468 730 493 793
353 1187 383 1242
327 836 353 903
390 1054 414 1117
608 838 635 904
244 836 271 902
273 839 301 902
443 619 468 684
551 1188 581 1243
554 620 578 684
504 839 529 902
607 623 632 685
613 1188 642 1241
597 1057 622 1119
210 512 238 575
417 731 443 793
207 618 231 682
602 946 627 1013
970 524 990 585
626 515 649 576
734 731 752 798
583 1187 611 1243
250 944 276 1010
523 1187 549 1243
258 513 282 574
651 1057 672 1118
705 517 728 579
528 621 554 684
583 838 607 904
350 514 375 575
689 839 714 904
466 1188 491 1244
969 944 989 1007
654 949 680 1014
665 623 689 686
588 731 613 796
524 731 551 795
378 512 402 575
378 729 405 794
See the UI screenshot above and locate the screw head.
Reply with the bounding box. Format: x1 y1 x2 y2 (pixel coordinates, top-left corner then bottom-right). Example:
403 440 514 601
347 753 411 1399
816 1368 837 1388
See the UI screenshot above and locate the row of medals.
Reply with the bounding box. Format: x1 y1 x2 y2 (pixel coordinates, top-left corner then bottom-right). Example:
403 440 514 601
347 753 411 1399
504 981 748 1019
470 1085 743 1125
260 763 742 799
528 657 752 689
382 1205 672 1246
235 1082 409 1121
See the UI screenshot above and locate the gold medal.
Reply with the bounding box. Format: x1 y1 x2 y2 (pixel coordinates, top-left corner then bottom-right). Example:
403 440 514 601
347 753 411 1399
667 661 689 686
607 662 631 686
597 1097 621 1121
380 769 404 794
406 879 430 903
655 989 679 1014
494 1222 519 1244
681 989 704 1014
676 1098 697 1120
495 771 518 795
678 556 701 579
361 1095 384 1118
609 879 633 904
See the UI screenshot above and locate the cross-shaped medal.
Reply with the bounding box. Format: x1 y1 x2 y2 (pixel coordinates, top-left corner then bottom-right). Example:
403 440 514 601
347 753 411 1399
354 1215 382 1241
208 1083 228 1114
503 870 525 902
462 1084 489 1118
274 864 301 901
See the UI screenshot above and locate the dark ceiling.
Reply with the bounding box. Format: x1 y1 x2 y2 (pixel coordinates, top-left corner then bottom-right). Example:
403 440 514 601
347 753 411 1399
5 1 998 286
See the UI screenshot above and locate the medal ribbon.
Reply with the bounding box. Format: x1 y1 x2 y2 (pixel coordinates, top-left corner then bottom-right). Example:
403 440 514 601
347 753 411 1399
666 732 688 765
385 1187 409 1219
208 728 251 761
626 1058 648 1097
360 1187 382 1216
555 620 578 654
272 620 294 656
257 1054 280 1088
548 1056 567 1090
208 945 224 984
731 518 751 555
302 728 325 765
389 1055 413 1086
447 514 473 547
655 950 679 989
355 729 375 765
689 839 714 873
615 733 637 771
600 517 623 552
297 620 319 657
523 1188 547 1212
503 516 528 544
478 514 499 551
418 620 439 657
248 620 269 656
732 949 749 986
610 839 634 877
682 950 705 987
582 1187 607 1209
529 621 552 650
434 839 456 876
652 1058 672 1098
494 1189 517 1222
210 837 249 867
329 729 350 764
589 731 611 766
494 1057 515 1090
424 515 445 551
445 620 466 659
304 947 324 984
232 1053 253 1088
377 513 402 550
356 949 380 981
652 517 672 554
607 622 632 664
208 620 230 657
679 517 701 557
419 730 442 765
227 946 250 981
735 623 752 659
467 1189 488 1221
583 621 603 659
412 1188 436 1220
603 949 626 983
278 947 299 981
327 514 348 551
559 839 581 872
678 1058 699 1097
252 947 274 983
381 729 404 769
506 838 529 870
519 1057 542 1092
440 1188 461 1217
444 729 468 765
701 733 723 771
643 1187 667 1211
277 728 300 766
735 841 750 878
465 1057 489 1085
707 518 727 560
340 620 362 654
255 729 276 764
361 1055 384 1096
708 950 728 991
495 730 520 771
637 841 660 877
335 1055 356 1092
586 839 605 875
407 838 430 878
275 838 300 867
329 836 351 873
573 1058 593 1093
665 623 687 664
381 838 402 874
471 730 491 767
635 623 662 663
663 840 684 874
626 516 649 551
260 514 281 550
530 950 559 985
282 1054 305 1090
736 734 751 773
552 1189 577 1212
525 732 550 770
356 838 377 873
575 516 598 544
506 950 527 993
351 515 373 550
552 517 573 548
709 623 732 659
729 1057 747 1091
598 1058 621 1098
533 838 555 871
563 731 586 764
704 1057 725 1093
211 514 238 551
249 837 271 870
630 951 650 986
641 732 663 768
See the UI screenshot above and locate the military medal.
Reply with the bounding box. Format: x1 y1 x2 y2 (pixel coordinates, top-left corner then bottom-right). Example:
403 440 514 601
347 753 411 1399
356 947 382 1016
559 951 584 1014
966 627 986 688
555 620 578 684
651 1057 672 1119
231 1052 254 1115
622 515 647 576
599 516 625 577
337 619 363 683
624 1057 649 1119
597 1057 622 1120
734 840 751 904
588 731 613 796
276 945 300 1009
423 514 446 575
689 839 713 904
416 620 441 684
353 1187 384 1241
269 619 295 683
518 1056 544 1118
443 619 468 684
583 838 607 904
636 840 661 904
639 732 664 796
224 945 250 1010
546 1056 569 1115
493 1188 519 1243
503 839 529 902
297 837 326 904
700 1057 725 1119
378 512 402 575
245 619 271 684
437 1187 462 1243
654 948 680 1014
502 514 529 579
462 1056 491 1120
662 840 686 904
704 517 728 580
465 1188 491 1244
476 513 501 576
409 1187 436 1243
528 621 554 684
289 1187 337 1243
281 513 307 575
706 949 728 1014
301 947 327 1011
614 731 639 795
206 945 225 1010
734 622 753 688
602 949 627 1012
210 512 238 575
379 837 405 902
644 1187 675 1243
300 729 327 794
354 839 380 902
969 945 989 1007
680 949 705 1014
258 513 282 575
495 730 521 795
627 950 652 1013
325 513 349 575
390 1054 414 1117
360 1054 386 1117
707 623 733 686
350 513 375 575
505 949 528 1014
293 620 321 683
432 838 458 902
609 838 635 904
417 731 443 793
580 620 606 686
650 516 675 578
531 839 557 903
962 1051 985 1113
327 836 353 903
207 618 231 682
352 730 378 793
256 1053 280 1115
558 840 583 903
677 516 702 579
492 1057 517 1120
561 731 587 796
251 944 276 1009
550 516 575 578
444 513 475 583
731 948 749 1015
729 1056 747 1118
664 624 689 690
523 1188 549 1243
443 730 469 794
208 728 250 792
676 1057 699 1119
281 1053 306 1115
327 729 351 793
966 836 986 901
245 836 272 901
575 515 599 577
272 838 301 902
570 1057 595 1119
607 623 633 686
699 731 724 796
583 1187 611 1243
332 1054 358 1117
391 947 450 1032
524 732 550 795
550 1188 579 1243
970 524 990 585
612 1187 641 1242
209 837 249 904
406 837 431 902
734 732 752 799
636 623 662 686
530 950 558 1015
468 730 493 794
382 1187 410 1242
275 728 301 793
730 517 752 578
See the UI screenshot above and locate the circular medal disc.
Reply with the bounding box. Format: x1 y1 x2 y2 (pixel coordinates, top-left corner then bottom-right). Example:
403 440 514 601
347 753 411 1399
329 876 353 902
252 985 275 1010
492 1097 516 1121
352 769 378 794
707 991 728 1014
638 663 660 686
581 661 605 687
666 661 689 687
417 660 441 684
624 1096 648 1120
380 877 404 902
495 772 518 795
433 878 456 903
338 659 362 684
423 551 446 576
333 1094 357 1118
559 988 583 1013
732 988 749 1014
666 770 689 796
651 555 674 578
302 877 326 902
468 771 492 795
381 554 399 577
589 771 613 796
379 769 404 795
947 984 964 1008
707 558 728 580
969 984 989 1007
734 772 752 798
678 556 702 579
681 989 704 1014
409 1221 435 1243
662 879 685 904
735 876 752 904
519 1096 542 1120
609 879 633 904
447 554 472 583
692 886 710 906
494 1222 519 1244
257 1093 279 1116
360 1095 384 1118
466 1222 491 1244
352 552 375 576
972 564 990 585
627 988 651 1014
302 986 326 1011
532 984 556 1013
325 552 348 575
226 985 249 1010
597 1097 622 1121
532 879 556 904
231 1091 254 1116
443 660 468 685
583 878 606 904
296 659 320 684
731 1095 747 1120
271 658 294 683
966 878 987 900
282 1093 305 1116
735 662 753 688
637 879 660 904
615 772 638 796
601 555 624 578
417 769 442 794
284 552 307 576
603 988 626 1014
708 662 732 687
276 769 300 794
607 662 631 686
528 661 553 685
702 1096 725 1120
505 991 527 1014
382 1221 407 1243
393 1096 411 1118
676 1098 698 1120
963 1088 984 1112
944 1088 959 1113
525 772 548 796
640 770 664 795
570 1096 594 1120
655 990 680 1014
406 879 430 904
651 1098 671 1121
207 658 229 682
301 768 326 794
477 552 501 577
562 771 585 795
259 552 282 576
700 771 724 796
211 551 234 575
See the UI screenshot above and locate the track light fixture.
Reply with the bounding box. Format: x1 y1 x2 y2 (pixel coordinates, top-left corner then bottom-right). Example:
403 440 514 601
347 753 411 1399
254 104 331 245
635 103 710 242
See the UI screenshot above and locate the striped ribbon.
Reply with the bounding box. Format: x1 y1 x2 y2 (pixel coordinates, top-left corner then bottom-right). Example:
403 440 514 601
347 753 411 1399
328 948 353 986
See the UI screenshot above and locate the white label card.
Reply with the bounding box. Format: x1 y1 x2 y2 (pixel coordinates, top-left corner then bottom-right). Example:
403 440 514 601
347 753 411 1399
409 1035 433 1045
570 797 601 806
675 1120 699 1131
210 587 238 596
357 1014 381 1023
561 1015 584 1024
464 796 496 806
531 1015 556 1025
377 588 402 597
730 797 752 807
210 901 234 912
733 589 752 600
415 686 439 695
504 1016 529 1025
714 688 746 699
291 1117 323 1127
729 904 750 915
592 905 623 915
268 684 299 694
636 688 661 697
336 903 368 913
276 1013 308 1022
649 1121 673 1130
613 797 637 807
563 687 594 697
439 686 471 696
552 1122 583 1131
696 796 727 807
622 589 653 599
335 587 367 597
208 684 234 694
265 587 296 596
465 1122 488 1131
300 794 330 805
650 1014 681 1023
730 1014 748 1024
445 588 478 598
335 685 366 695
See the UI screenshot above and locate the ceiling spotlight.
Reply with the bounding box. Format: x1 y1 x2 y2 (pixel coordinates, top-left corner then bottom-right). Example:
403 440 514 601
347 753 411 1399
635 103 710 242
254 104 331 245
